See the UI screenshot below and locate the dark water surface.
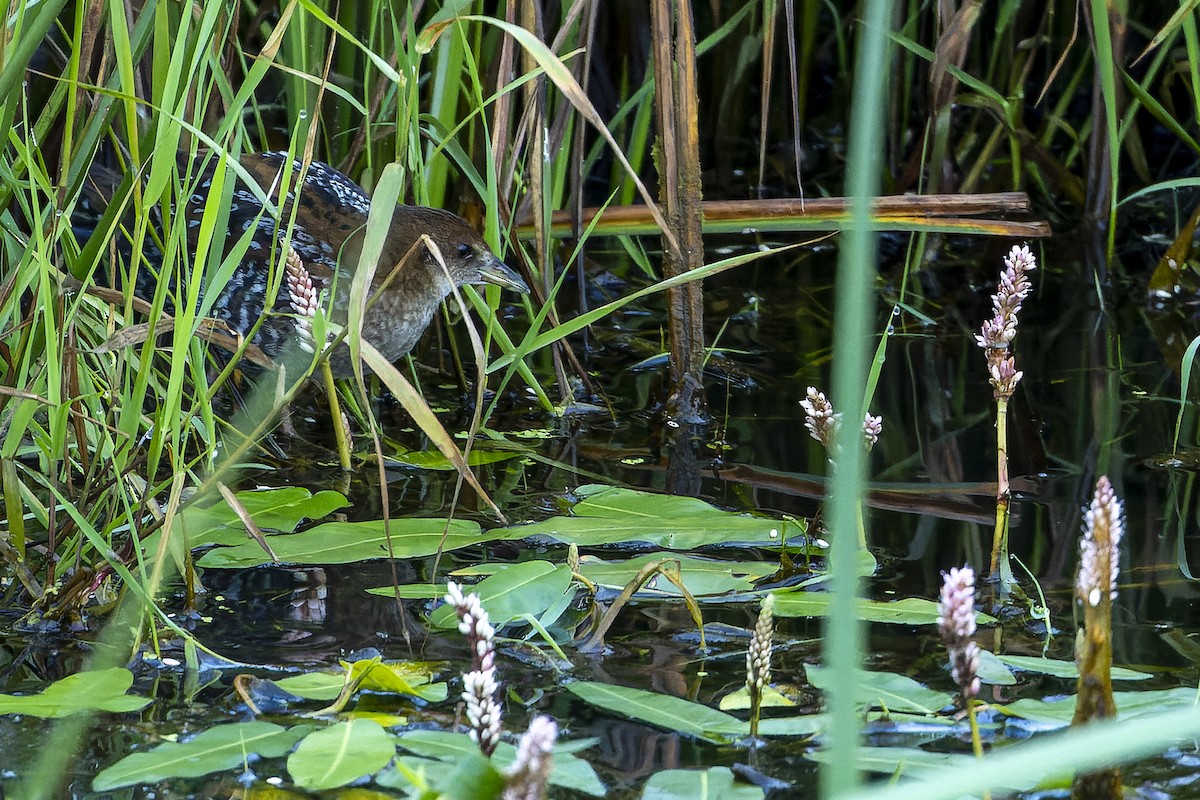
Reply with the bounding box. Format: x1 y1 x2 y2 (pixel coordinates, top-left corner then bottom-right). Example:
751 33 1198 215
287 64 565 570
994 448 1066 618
5 227 1200 797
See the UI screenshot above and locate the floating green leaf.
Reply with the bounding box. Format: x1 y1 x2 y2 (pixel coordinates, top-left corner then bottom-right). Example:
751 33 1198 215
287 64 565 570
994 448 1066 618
93 722 306 790
578 554 779 597
642 766 764 799
390 447 523 470
773 592 997 625
273 659 446 703
997 654 1151 681
0 667 150 719
997 687 1197 727
287 719 396 790
506 484 803 549
176 486 349 547
808 745 982 778
806 665 954 715
394 729 605 796
196 518 506 568
566 681 746 743
426 560 575 628
976 649 1017 686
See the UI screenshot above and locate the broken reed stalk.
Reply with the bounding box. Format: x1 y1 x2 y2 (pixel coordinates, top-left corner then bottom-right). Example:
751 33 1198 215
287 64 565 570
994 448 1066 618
976 245 1037 587
1071 476 1123 800
650 0 706 424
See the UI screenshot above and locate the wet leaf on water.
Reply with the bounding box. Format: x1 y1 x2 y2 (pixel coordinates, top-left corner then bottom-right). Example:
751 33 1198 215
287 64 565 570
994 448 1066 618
177 486 349 546
0 667 151 719
426 560 576 628
806 665 955 715
196 518 505 568
996 654 1151 681
273 659 446 703
642 766 765 799
996 687 1197 727
346 659 447 702
976 649 1017 686
772 592 998 625
506 484 804 549
287 719 395 790
394 728 605 796
390 446 524 470
719 684 797 710
578 553 780 597
566 681 746 743
92 721 307 790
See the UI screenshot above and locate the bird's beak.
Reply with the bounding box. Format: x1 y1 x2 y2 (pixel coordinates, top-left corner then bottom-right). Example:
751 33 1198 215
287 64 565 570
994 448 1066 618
478 254 530 294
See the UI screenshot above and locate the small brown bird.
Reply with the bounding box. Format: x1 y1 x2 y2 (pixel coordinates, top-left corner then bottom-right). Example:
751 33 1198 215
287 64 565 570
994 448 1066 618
74 152 528 376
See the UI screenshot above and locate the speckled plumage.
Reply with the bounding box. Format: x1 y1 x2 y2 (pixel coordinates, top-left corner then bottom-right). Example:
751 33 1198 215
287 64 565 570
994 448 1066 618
74 151 527 377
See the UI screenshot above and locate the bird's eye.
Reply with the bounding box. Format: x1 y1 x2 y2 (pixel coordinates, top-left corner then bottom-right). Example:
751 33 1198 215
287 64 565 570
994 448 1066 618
456 243 473 259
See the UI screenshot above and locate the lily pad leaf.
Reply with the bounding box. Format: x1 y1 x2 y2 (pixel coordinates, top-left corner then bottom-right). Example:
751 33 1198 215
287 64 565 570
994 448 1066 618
93 721 306 790
394 729 604 796
0 667 150 719
806 665 954 715
196 518 514 568
772 592 997 626
288 719 395 790
507 484 805 549
642 766 764 800
997 654 1151 681
425 561 575 628
566 681 746 743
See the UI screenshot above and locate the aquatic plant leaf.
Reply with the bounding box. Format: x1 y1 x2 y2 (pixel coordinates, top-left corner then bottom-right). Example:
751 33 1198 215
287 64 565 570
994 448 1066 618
578 554 779 597
394 729 605 796
273 660 446 703
772 592 997 625
507 485 802 549
642 766 765 800
808 745 998 780
390 446 523 470
195 518 502 568
178 486 349 545
806 665 954 715
997 687 1197 727
996 654 1151 681
719 684 797 710
427 560 576 628
976 649 1017 686
0 667 150 719
345 659 447 702
287 719 395 790
92 721 305 790
566 681 746 743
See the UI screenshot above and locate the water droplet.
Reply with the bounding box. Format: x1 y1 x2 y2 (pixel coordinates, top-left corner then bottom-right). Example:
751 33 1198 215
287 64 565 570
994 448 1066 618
298 109 308 120
891 305 901 317
886 325 895 335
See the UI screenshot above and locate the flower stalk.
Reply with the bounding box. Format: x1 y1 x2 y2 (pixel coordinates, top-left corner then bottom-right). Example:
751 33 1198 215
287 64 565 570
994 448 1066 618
503 715 558 800
445 581 502 756
975 244 1036 586
1071 476 1123 800
745 593 775 740
800 387 881 548
938 566 985 773
285 246 351 470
